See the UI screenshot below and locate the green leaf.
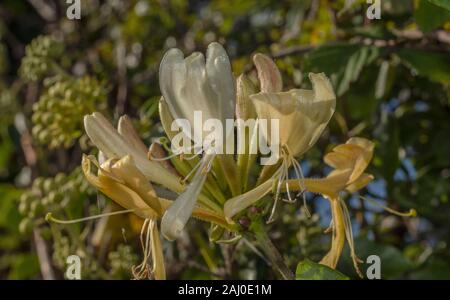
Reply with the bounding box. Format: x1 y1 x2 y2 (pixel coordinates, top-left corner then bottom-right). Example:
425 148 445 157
409 258 450 279
428 0 450 11
6 254 40 280
305 44 379 96
338 239 414 279
397 49 450 84
415 0 450 32
296 259 349 280
0 184 23 232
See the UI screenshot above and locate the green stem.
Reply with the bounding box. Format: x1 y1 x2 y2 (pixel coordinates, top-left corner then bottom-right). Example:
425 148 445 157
251 221 294 280
218 155 241 196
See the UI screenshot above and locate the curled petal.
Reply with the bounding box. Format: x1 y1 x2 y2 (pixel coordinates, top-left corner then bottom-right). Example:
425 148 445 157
81 155 157 219
110 155 162 216
84 112 183 193
309 72 336 103
253 53 283 93
118 115 148 154
346 173 374 193
347 138 374 184
324 137 374 185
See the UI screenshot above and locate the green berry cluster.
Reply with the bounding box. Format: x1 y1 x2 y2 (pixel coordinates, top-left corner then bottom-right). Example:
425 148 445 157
31 76 107 148
18 167 94 234
19 35 64 81
108 244 138 278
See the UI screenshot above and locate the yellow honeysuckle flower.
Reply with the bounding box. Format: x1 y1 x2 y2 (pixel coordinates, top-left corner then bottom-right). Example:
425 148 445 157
82 154 164 279
78 154 234 279
81 155 232 230
225 137 414 277
300 137 375 277
82 155 160 219
292 137 414 277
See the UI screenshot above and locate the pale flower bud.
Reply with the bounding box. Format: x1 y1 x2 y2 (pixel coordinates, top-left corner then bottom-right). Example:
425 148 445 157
253 53 283 93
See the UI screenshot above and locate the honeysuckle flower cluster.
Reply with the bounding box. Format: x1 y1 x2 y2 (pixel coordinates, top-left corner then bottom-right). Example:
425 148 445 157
46 42 415 279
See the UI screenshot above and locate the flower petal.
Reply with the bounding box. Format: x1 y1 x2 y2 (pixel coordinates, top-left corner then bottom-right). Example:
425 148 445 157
118 115 148 154
110 155 162 216
84 112 183 193
251 82 335 157
150 220 166 280
161 153 215 240
224 179 273 222
82 155 157 219
206 42 235 121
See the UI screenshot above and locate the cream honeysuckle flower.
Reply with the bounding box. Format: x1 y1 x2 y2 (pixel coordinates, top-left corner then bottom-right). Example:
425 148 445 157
158 42 237 241
84 112 183 193
224 56 336 221
251 72 336 158
159 42 235 145
235 54 282 192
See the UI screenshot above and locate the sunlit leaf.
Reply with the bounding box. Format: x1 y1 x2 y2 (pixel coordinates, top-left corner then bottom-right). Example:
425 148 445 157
296 259 349 280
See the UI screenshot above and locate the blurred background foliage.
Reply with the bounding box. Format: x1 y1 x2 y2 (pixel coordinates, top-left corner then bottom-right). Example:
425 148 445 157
0 0 449 279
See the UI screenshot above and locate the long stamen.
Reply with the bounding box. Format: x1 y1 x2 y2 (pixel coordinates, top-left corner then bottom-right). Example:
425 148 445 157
133 219 148 278
182 152 202 161
45 209 134 224
181 155 204 183
360 196 417 217
267 160 286 223
216 234 242 244
149 143 202 161
339 198 363 278
291 158 311 217
133 218 155 279
283 158 295 203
